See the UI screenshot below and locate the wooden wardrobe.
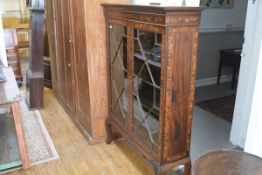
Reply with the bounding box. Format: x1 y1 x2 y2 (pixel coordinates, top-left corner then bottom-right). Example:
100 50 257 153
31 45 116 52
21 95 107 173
51 0 130 144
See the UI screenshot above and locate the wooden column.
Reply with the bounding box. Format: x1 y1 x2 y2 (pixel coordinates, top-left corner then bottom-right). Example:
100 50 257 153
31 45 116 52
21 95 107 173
26 0 45 109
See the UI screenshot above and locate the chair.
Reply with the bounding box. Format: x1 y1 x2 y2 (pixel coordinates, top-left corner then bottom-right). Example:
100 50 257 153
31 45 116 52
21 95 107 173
217 48 242 89
3 29 23 86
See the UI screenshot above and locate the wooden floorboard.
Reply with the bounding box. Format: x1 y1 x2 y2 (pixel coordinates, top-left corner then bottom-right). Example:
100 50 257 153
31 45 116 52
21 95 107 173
7 88 179 175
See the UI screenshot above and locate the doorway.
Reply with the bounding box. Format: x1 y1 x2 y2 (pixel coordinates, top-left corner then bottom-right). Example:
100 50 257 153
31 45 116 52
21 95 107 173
191 0 249 161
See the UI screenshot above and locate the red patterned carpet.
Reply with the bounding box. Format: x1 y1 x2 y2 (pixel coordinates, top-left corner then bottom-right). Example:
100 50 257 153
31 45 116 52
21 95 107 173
197 95 236 122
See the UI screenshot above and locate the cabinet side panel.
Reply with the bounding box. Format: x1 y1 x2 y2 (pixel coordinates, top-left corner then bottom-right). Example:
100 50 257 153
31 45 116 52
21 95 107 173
163 26 198 162
70 0 91 134
61 0 76 116
53 0 67 105
85 0 130 138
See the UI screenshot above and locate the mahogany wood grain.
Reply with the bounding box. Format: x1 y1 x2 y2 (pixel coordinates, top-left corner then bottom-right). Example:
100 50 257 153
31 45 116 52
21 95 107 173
26 0 45 109
103 4 202 175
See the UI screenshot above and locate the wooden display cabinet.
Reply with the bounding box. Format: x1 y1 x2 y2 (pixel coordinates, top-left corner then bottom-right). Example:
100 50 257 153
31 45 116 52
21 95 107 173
103 4 202 175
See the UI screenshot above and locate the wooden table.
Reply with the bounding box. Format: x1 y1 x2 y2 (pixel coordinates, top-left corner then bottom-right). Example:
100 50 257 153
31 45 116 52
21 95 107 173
0 67 29 170
217 48 242 89
193 150 262 175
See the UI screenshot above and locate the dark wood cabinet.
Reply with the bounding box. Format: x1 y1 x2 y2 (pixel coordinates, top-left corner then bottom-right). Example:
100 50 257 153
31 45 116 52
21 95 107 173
53 0 77 119
26 0 45 109
103 4 202 175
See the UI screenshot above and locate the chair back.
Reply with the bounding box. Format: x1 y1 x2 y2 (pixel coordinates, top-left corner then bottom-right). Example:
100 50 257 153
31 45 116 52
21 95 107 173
3 29 18 48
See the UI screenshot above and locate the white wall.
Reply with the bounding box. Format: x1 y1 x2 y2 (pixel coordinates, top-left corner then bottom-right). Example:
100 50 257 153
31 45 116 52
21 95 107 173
0 0 19 66
242 0 262 158
0 13 7 66
230 0 261 149
200 0 248 32
132 0 199 6
245 44 262 157
196 31 243 80
0 0 20 12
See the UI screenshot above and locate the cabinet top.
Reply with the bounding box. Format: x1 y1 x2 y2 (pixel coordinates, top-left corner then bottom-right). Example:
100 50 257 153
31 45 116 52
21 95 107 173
101 3 203 14
102 3 203 27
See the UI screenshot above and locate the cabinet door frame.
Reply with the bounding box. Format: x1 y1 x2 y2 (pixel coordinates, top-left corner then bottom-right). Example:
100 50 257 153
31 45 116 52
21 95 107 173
53 0 67 105
107 19 130 129
106 18 167 162
130 22 166 162
56 0 76 116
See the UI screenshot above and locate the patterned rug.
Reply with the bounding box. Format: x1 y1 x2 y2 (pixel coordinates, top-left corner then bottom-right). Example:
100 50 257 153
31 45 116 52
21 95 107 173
196 95 236 122
0 99 58 171
19 100 59 166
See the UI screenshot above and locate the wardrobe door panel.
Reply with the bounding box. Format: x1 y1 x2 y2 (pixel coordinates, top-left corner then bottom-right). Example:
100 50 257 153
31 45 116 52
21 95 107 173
61 0 75 116
70 0 91 132
54 0 67 105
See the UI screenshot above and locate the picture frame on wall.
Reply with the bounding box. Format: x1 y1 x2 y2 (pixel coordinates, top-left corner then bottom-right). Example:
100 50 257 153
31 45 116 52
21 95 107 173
200 0 234 8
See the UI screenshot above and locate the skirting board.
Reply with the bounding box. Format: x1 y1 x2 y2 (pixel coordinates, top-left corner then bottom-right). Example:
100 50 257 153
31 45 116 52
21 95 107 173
195 74 232 88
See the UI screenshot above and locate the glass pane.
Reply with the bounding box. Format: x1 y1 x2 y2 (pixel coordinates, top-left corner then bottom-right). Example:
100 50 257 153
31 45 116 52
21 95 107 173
109 24 128 125
132 29 162 151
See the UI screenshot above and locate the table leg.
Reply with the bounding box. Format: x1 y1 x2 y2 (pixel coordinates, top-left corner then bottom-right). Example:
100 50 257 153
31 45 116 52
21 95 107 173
232 66 237 89
217 57 223 85
11 102 30 169
184 161 191 175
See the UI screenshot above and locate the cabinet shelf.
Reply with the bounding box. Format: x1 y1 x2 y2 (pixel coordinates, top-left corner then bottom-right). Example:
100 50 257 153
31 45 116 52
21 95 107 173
134 53 161 68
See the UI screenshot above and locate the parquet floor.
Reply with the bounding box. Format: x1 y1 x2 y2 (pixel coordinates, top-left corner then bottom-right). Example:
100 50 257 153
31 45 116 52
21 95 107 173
8 88 180 175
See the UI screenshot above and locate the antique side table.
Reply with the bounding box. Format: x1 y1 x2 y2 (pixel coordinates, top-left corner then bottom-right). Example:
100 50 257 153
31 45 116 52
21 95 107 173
193 150 262 175
0 67 29 171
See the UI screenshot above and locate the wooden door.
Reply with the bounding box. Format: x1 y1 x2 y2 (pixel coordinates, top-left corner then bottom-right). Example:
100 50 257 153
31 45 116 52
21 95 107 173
69 0 91 132
53 0 75 116
61 0 75 116
53 0 67 105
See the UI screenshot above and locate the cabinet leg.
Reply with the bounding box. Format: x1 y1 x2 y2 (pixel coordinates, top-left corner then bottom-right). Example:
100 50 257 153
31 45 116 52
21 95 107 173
153 158 191 175
106 118 113 144
155 166 165 175
11 102 30 169
184 162 191 175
